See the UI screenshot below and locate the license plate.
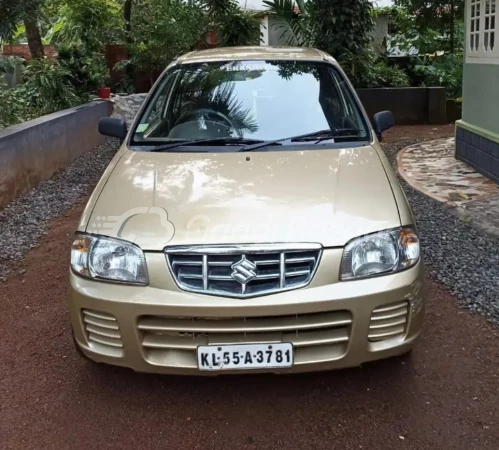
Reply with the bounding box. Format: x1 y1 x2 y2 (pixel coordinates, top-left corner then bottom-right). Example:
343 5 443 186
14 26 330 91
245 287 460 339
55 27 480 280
197 343 293 371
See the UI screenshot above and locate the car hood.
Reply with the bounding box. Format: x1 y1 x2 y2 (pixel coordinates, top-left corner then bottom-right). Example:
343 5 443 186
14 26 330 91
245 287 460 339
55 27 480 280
86 146 400 250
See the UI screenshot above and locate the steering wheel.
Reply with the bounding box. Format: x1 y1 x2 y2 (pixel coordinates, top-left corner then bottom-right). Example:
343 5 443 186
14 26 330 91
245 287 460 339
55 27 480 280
174 108 234 130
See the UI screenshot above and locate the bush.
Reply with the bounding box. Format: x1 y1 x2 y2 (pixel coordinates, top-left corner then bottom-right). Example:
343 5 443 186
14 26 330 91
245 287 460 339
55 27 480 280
203 0 262 46
0 58 82 128
0 56 23 75
413 54 463 99
340 48 410 88
367 61 411 88
20 58 81 115
216 9 262 46
57 44 109 99
123 0 207 78
0 78 25 127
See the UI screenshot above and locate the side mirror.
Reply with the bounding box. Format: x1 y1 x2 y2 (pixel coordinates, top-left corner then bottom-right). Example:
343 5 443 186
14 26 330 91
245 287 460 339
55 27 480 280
372 111 394 141
98 117 127 140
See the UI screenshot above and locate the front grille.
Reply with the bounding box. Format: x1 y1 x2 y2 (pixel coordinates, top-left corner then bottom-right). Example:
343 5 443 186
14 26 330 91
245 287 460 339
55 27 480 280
138 311 352 368
166 244 322 298
82 309 124 355
368 301 409 342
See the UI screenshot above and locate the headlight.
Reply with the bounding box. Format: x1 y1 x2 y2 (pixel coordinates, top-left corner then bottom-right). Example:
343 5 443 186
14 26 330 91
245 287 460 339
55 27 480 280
340 227 420 281
71 233 148 285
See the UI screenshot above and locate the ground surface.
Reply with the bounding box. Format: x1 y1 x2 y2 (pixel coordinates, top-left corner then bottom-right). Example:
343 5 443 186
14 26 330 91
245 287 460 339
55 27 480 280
398 138 499 205
395 135 499 241
1 125 499 450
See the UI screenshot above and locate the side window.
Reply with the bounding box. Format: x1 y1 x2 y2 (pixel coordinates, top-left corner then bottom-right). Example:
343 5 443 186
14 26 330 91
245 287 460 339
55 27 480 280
134 71 179 140
330 69 364 128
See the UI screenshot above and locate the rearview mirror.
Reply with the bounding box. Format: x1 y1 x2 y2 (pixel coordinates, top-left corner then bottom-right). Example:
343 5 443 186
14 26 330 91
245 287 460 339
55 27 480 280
372 111 394 141
99 117 127 140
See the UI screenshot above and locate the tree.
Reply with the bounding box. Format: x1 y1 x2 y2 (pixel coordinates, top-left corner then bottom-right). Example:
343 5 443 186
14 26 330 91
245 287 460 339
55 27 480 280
24 18 45 58
308 0 374 58
202 0 262 46
393 0 464 53
124 0 133 37
123 0 207 80
263 0 374 84
263 0 374 58
0 0 45 58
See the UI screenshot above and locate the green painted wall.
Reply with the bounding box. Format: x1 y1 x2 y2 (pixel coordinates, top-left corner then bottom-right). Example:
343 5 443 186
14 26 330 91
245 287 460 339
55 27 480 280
462 63 499 136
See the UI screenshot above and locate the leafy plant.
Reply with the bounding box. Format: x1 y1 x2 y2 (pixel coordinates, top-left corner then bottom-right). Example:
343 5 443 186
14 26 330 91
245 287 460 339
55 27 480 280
263 0 374 82
414 53 463 98
308 0 374 58
203 0 262 46
216 10 262 47
264 0 374 55
43 0 115 95
57 44 109 98
393 0 464 54
0 56 24 75
121 0 207 80
0 57 85 129
55 0 122 50
340 47 410 88
381 3 464 56
20 58 81 115
263 0 312 46
0 0 45 58
0 79 26 128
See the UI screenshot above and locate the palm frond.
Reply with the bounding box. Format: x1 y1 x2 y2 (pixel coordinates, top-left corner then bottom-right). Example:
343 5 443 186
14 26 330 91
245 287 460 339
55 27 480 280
263 0 308 46
174 66 258 137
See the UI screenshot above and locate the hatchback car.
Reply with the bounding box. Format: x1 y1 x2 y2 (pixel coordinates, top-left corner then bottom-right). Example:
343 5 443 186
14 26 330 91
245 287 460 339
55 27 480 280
69 46 426 374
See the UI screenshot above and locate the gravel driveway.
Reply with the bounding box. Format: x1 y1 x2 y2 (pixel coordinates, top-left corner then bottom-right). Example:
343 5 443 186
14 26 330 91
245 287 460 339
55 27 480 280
1 126 498 449
384 139 499 325
0 138 120 282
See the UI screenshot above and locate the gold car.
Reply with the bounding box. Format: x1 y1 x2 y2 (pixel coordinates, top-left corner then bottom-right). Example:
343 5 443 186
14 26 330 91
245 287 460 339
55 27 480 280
69 46 426 374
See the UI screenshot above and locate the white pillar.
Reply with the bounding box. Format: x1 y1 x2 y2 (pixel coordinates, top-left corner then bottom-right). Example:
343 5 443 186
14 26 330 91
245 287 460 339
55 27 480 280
261 15 269 45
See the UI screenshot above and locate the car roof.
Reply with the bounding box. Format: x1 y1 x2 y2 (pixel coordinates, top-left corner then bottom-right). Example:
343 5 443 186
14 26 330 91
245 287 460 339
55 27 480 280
176 46 337 65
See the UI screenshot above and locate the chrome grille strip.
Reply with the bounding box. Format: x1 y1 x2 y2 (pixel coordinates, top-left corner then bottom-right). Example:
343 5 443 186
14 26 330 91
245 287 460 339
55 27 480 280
368 301 409 342
202 254 208 291
141 327 350 350
172 260 202 266
83 316 120 330
139 311 352 368
82 309 124 350
138 311 352 333
279 253 285 289
165 244 322 298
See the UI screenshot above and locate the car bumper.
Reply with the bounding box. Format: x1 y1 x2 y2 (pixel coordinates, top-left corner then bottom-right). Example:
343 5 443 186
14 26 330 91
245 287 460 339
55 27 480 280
68 257 427 375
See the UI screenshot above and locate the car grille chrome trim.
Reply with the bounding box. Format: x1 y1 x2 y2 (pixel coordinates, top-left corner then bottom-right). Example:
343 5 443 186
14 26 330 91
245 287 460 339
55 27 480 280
368 301 409 342
82 309 124 349
165 244 322 298
138 311 352 367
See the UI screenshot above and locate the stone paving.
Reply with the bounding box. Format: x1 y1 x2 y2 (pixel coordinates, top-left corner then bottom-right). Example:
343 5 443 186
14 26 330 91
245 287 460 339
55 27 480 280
397 137 499 239
397 137 499 206
111 93 147 126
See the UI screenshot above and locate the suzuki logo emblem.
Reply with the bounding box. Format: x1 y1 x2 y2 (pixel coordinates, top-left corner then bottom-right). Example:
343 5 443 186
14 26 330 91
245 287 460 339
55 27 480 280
231 255 257 284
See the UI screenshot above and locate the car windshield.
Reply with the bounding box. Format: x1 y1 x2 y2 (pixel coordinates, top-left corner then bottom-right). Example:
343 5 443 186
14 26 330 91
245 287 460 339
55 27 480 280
131 60 370 146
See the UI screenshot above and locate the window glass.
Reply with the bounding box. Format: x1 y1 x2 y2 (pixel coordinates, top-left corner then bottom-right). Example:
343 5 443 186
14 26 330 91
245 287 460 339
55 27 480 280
133 60 369 145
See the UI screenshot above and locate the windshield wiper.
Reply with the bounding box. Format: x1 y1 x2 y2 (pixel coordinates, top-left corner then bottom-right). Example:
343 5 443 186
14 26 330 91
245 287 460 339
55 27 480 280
147 137 267 152
290 128 364 142
240 128 365 152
